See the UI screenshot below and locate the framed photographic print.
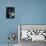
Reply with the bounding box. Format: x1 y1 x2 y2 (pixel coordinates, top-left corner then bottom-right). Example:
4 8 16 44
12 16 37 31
6 7 15 19
18 24 46 41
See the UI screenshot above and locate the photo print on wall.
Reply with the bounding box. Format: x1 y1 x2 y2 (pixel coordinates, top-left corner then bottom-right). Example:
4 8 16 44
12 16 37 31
6 7 15 19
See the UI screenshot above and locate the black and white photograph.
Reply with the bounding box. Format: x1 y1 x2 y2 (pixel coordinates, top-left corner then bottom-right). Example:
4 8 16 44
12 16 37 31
6 7 15 18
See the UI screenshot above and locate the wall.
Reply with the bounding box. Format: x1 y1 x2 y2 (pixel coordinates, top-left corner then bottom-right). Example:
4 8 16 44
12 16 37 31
16 0 46 24
0 0 17 44
0 0 46 44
